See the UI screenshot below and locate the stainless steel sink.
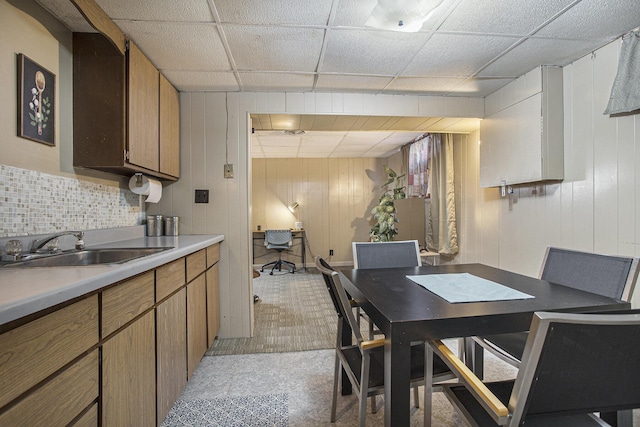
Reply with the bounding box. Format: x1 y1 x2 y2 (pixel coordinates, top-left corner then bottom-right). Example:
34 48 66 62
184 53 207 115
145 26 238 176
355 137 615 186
1 247 173 268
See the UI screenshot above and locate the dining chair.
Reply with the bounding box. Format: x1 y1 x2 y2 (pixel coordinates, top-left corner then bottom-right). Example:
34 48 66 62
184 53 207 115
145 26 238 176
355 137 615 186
432 310 640 427
315 256 455 426
260 229 296 275
471 247 640 368
352 240 423 339
352 240 422 269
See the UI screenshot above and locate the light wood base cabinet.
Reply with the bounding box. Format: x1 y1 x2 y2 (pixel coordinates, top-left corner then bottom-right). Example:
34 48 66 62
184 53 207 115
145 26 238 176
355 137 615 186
102 310 156 427
187 273 208 379
156 288 187 425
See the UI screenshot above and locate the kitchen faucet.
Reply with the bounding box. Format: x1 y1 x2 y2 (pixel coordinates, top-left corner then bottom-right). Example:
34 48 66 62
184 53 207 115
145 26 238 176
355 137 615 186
30 231 85 253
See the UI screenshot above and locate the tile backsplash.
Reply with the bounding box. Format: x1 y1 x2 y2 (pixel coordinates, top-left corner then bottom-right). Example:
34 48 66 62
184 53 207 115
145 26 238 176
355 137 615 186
0 165 145 237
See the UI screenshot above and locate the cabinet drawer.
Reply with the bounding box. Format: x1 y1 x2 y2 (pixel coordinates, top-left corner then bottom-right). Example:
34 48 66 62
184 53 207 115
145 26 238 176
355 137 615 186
72 403 98 427
0 350 98 426
156 257 185 302
0 295 98 408
102 271 155 337
206 243 220 268
186 249 206 283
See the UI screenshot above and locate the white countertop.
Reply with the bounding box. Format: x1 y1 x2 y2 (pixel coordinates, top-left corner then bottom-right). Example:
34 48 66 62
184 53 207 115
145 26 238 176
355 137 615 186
0 234 224 326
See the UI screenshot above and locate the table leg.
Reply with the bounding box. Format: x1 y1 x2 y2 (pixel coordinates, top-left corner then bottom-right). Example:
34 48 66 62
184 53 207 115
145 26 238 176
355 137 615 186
464 338 484 380
385 333 411 426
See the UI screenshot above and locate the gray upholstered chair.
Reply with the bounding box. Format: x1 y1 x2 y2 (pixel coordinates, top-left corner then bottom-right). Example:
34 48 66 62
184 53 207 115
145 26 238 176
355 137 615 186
433 310 640 426
471 247 639 368
315 256 455 427
352 240 423 339
352 240 422 269
260 229 296 275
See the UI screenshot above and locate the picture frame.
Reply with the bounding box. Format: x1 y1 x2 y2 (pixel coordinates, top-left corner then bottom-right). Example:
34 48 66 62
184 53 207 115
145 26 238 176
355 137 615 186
17 53 55 146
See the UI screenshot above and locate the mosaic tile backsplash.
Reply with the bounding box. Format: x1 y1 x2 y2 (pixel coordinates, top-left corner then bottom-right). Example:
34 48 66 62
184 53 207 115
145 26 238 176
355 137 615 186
0 165 145 237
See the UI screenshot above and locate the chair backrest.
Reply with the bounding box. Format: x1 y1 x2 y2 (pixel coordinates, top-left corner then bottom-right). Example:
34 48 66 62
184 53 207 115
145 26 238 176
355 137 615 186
264 229 293 249
510 310 640 425
315 256 341 316
352 240 422 269
315 256 365 346
539 247 639 301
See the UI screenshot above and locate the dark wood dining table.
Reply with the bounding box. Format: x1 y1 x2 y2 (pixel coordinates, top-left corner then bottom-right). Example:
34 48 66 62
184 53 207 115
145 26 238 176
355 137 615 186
342 263 631 427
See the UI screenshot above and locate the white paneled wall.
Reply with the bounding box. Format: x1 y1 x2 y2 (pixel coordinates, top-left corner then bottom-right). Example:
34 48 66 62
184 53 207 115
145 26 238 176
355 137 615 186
152 91 483 338
252 158 385 266
465 38 640 308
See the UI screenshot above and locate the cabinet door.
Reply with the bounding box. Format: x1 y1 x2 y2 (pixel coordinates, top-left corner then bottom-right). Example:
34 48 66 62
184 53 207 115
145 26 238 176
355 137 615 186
156 288 187 425
159 74 180 178
128 41 160 172
102 310 156 427
187 274 207 379
206 263 220 347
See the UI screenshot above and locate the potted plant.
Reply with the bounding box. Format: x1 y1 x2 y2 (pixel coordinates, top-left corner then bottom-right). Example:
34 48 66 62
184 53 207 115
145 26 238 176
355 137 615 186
370 166 406 242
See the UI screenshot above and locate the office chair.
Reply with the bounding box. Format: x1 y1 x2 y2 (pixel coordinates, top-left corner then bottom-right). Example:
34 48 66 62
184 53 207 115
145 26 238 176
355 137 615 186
260 229 296 275
471 247 639 369
434 310 640 426
315 256 456 427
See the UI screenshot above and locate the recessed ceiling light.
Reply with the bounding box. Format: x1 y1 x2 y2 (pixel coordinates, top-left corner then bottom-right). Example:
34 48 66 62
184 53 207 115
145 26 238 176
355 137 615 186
283 130 305 135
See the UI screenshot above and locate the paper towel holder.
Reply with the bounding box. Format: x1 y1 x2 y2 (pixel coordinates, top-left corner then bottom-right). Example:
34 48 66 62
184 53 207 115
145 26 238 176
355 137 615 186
134 173 143 187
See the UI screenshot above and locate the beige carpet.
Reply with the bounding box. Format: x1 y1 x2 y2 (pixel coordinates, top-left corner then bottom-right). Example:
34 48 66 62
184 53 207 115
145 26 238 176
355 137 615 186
206 271 336 355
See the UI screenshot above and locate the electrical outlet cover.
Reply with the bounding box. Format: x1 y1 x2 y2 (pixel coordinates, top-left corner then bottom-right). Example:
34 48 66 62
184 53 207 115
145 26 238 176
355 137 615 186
195 189 209 203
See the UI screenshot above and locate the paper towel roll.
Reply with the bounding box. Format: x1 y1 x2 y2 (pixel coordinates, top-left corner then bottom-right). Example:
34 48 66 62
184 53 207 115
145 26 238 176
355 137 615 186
129 174 163 203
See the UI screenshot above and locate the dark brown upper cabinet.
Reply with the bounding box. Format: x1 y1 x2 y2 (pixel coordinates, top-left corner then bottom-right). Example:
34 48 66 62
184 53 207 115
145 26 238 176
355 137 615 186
73 33 180 180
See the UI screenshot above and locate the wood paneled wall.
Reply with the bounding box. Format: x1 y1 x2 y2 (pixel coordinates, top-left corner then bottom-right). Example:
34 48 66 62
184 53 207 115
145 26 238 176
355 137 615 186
252 158 385 266
456 38 640 308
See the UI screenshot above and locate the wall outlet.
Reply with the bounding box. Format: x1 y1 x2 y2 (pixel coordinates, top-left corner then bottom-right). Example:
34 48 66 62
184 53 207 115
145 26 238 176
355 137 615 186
224 164 234 179
329 249 334 256
195 189 209 203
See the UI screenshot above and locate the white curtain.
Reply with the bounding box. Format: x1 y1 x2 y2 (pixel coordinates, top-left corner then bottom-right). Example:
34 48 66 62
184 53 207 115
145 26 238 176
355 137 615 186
604 31 640 115
426 134 458 255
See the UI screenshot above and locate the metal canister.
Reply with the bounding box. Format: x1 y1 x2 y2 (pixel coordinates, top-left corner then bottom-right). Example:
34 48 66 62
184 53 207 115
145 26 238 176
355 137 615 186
164 216 179 236
146 214 164 236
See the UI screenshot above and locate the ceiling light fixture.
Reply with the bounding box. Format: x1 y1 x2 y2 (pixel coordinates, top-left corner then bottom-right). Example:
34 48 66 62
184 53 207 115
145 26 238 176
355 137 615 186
283 130 305 135
365 0 444 32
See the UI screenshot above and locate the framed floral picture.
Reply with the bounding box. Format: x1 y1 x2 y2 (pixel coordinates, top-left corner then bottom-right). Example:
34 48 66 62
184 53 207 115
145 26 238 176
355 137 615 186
17 54 55 146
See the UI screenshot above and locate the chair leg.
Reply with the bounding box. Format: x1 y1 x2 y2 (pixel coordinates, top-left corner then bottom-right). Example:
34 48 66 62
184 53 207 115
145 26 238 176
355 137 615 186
331 353 340 423
359 356 371 427
413 386 420 409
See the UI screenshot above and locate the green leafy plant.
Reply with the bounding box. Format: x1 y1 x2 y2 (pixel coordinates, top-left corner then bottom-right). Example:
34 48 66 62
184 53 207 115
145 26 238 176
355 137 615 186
370 166 405 242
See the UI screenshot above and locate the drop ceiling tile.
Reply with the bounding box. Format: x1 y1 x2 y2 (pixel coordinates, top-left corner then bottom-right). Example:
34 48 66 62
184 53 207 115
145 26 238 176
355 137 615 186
316 74 394 92
403 33 518 77
257 136 301 147
116 21 230 71
536 0 640 40
321 29 429 75
36 0 95 32
225 27 324 72
162 71 239 92
340 131 394 144
386 77 468 94
215 0 333 25
238 73 315 92
477 37 602 77
438 0 576 35
96 0 214 21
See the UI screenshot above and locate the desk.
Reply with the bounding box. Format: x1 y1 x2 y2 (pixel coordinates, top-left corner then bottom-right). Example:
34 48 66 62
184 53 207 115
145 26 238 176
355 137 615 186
252 229 306 271
343 263 630 427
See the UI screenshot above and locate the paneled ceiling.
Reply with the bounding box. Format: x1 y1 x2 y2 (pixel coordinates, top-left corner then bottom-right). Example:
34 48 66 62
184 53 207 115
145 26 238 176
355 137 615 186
34 0 640 157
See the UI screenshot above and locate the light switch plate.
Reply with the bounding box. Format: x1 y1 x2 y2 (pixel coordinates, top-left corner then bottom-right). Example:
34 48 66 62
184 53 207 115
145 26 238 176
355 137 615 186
224 164 234 179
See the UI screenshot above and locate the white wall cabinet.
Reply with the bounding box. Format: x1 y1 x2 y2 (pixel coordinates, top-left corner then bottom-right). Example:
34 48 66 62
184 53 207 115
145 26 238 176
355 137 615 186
480 66 564 188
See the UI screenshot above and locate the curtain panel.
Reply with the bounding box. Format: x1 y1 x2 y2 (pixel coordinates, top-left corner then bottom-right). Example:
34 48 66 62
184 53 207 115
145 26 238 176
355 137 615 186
407 135 431 198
